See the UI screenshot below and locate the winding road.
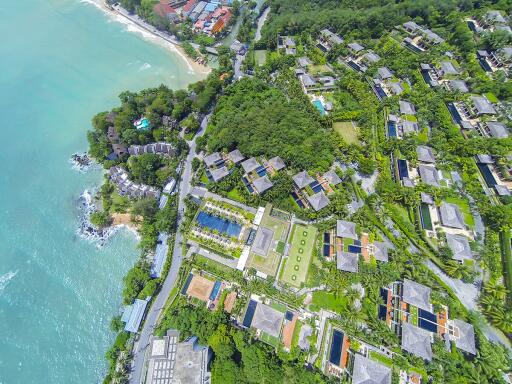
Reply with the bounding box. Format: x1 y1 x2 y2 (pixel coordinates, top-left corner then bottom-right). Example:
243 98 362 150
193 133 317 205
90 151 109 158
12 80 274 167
128 114 209 384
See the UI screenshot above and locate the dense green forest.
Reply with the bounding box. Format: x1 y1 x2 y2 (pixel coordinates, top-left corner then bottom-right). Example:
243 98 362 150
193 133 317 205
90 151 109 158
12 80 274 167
204 77 337 172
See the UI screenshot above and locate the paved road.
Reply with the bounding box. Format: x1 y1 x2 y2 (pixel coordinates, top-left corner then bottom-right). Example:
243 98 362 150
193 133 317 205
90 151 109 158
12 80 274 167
254 7 270 42
129 115 210 384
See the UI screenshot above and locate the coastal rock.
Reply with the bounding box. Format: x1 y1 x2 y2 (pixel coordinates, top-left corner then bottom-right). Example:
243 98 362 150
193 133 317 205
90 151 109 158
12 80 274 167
70 152 95 173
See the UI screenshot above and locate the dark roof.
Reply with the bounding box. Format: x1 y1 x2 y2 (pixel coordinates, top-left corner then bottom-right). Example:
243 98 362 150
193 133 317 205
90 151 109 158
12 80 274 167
228 149 244 164
421 192 434 205
448 80 469 93
486 121 509 138
446 234 472 261
476 154 494 164
251 226 274 256
352 354 392 384
293 171 315 189
452 319 476 355
251 302 284 338
439 202 466 229
401 323 433 361
253 176 274 194
210 166 229 182
336 220 358 239
203 152 221 167
399 100 416 115
417 146 436 163
372 241 389 262
378 67 393 80
402 278 431 311
324 170 342 185
471 96 496 115
348 42 364 52
419 165 440 187
307 191 330 211
241 157 261 173
268 156 286 171
336 251 359 272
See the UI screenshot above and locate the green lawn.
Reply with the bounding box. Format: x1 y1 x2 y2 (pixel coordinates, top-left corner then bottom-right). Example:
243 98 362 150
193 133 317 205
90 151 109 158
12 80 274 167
484 92 498 103
445 196 475 228
270 301 287 313
227 187 242 202
369 351 393 367
309 291 347 313
194 254 234 275
254 50 267 66
333 121 360 145
280 224 318 287
247 204 290 276
308 64 332 75
261 331 280 347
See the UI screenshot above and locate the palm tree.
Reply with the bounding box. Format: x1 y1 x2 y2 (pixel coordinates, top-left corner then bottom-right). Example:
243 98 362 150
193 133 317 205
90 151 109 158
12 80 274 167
489 307 512 333
445 260 472 280
483 280 508 301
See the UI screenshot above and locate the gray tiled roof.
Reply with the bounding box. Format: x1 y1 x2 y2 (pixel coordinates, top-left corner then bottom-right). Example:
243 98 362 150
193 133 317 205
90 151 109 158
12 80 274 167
298 324 312 350
378 67 393 79
268 156 286 171
399 100 416 115
241 157 261 173
401 121 418 134
300 74 317 87
486 121 509 138
348 42 364 52
297 56 312 67
324 170 342 185
402 177 415 188
440 61 459 75
253 176 274 194
352 354 392 384
448 80 469 93
402 278 431 312
421 192 434 205
373 241 389 262
389 82 404 95
418 164 440 187
336 251 359 272
401 323 433 361
476 154 494 164
307 191 330 211
446 234 472 261
452 319 476 355
293 171 315 189
336 220 358 239
485 10 506 24
228 149 244 164
495 185 511 196
417 146 436 163
251 226 274 256
364 52 381 63
439 202 466 229
471 96 496 115
210 166 229 182
251 302 284 338
203 152 221 167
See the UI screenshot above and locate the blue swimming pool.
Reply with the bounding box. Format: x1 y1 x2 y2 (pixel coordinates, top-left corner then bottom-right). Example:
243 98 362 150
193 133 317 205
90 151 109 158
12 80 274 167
313 99 326 116
310 181 323 193
446 103 463 125
209 281 222 301
477 163 497 187
291 192 304 208
348 245 362 254
323 244 330 257
256 165 267 177
418 309 438 333
388 121 397 137
329 330 344 365
242 176 254 193
478 58 492 72
397 159 409 180
374 84 387 99
243 300 257 327
196 211 242 238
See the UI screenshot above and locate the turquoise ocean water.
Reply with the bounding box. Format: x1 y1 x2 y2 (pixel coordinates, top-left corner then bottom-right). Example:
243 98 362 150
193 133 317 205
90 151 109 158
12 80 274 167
0 1 203 383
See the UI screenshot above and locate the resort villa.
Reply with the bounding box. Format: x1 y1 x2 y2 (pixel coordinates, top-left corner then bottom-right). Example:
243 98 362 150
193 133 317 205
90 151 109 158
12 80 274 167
402 21 445 52
341 42 382 73
333 219 390 273
109 166 160 199
477 47 512 74
386 100 419 139
372 66 407 99
292 171 331 211
277 36 297 55
378 279 476 361
475 154 512 196
317 29 344 52
143 329 211 384
128 142 175 156
420 61 469 93
121 297 150 333
467 10 510 34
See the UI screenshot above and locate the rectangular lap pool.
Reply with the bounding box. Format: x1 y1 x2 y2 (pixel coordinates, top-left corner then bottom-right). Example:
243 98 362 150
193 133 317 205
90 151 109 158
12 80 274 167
329 330 344 366
197 211 242 238
419 203 433 231
388 121 397 138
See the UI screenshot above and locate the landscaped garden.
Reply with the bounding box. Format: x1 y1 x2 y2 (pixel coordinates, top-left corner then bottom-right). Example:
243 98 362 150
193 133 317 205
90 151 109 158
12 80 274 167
280 224 318 287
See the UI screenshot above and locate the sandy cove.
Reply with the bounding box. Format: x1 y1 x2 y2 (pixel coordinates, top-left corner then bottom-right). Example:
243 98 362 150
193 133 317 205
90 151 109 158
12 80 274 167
85 0 211 76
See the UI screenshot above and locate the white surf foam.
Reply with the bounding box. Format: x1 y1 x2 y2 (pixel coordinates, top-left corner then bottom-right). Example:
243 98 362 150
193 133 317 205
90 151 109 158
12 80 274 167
0 271 18 294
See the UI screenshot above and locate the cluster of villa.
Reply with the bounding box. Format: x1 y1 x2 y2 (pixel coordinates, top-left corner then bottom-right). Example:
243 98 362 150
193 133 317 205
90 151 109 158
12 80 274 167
466 10 512 35
109 166 160 199
203 149 287 195
153 0 233 36
128 142 175 157
420 59 469 93
296 57 337 95
401 21 445 53
341 42 382 73
371 66 407 99
106 124 128 159
394 145 445 189
386 100 419 139
277 35 297 55
291 169 342 211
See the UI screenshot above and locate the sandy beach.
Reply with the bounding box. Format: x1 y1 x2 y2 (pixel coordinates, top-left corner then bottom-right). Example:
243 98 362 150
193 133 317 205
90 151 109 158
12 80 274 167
83 0 211 76
112 212 142 229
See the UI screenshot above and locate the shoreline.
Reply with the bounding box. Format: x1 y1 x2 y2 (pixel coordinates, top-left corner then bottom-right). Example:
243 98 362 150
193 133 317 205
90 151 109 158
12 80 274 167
83 0 211 76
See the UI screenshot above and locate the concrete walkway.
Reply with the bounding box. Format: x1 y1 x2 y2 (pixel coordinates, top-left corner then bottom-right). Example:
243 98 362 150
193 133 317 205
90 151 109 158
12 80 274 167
255 7 270 42
186 240 238 269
